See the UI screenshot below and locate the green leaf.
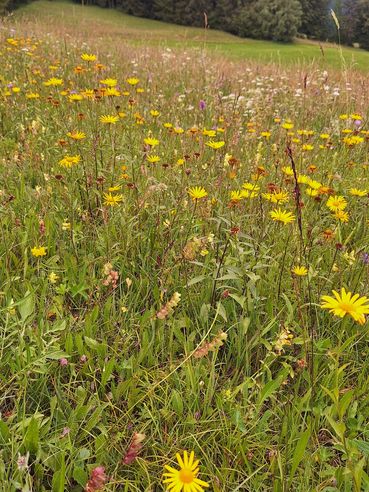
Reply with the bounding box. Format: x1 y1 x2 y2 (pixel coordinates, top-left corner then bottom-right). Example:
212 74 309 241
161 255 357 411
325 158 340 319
257 369 288 408
187 275 207 287
18 291 35 321
289 428 311 481
52 453 65 492
101 358 115 389
0 420 10 443
217 301 227 322
84 336 100 350
73 466 88 487
171 390 184 415
24 417 39 455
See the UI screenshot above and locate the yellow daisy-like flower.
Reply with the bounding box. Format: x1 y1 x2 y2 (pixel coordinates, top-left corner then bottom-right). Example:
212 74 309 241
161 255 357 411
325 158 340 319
59 155 81 168
31 246 47 257
242 182 260 192
103 193 123 206
100 78 118 87
326 195 347 212
282 166 294 176
146 155 161 163
292 266 308 276
320 288 369 325
26 92 40 99
205 140 225 150
144 137 159 147
350 188 367 197
203 129 216 137
105 87 120 97
67 131 86 140
43 77 63 87
100 114 119 124
334 210 349 223
302 144 314 151
270 208 295 224
230 190 244 202
126 77 139 85
262 191 289 204
282 122 294 130
69 94 83 102
163 451 209 492
188 187 208 201
81 53 96 62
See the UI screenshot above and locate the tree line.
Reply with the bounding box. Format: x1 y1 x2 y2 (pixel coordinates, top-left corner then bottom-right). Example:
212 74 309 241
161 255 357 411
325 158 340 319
2 0 369 49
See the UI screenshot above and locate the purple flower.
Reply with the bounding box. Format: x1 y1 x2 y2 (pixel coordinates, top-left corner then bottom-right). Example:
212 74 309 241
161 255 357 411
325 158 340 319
362 252 369 264
80 354 87 363
199 100 206 110
59 357 68 366
354 119 362 127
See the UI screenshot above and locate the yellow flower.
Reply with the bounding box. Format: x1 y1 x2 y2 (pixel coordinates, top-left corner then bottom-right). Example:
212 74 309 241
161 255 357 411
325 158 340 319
126 77 139 85
188 187 208 201
100 115 119 124
48 272 59 284
320 288 369 325
282 166 294 176
243 182 260 192
205 140 225 149
105 88 120 97
150 110 160 117
334 210 349 222
292 266 308 276
144 137 159 147
203 129 216 137
230 190 244 202
100 78 117 87
326 195 347 212
163 451 209 492
282 122 294 130
320 133 330 139
81 53 96 62
43 77 63 87
26 92 40 99
67 131 86 140
262 191 289 204
103 193 123 206
146 155 161 163
343 135 364 145
31 246 47 257
270 208 295 224
59 155 81 168
69 94 83 102
349 188 367 197
302 144 314 151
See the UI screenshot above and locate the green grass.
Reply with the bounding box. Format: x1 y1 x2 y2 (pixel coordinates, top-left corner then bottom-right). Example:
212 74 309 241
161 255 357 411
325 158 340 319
13 0 369 71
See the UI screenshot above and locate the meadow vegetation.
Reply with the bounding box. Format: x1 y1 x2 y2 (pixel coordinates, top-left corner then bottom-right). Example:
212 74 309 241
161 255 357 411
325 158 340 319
1 2 369 491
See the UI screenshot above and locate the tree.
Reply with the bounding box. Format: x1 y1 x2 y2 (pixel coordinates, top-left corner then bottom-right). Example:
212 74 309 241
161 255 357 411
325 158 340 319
237 0 303 42
351 0 369 48
299 0 330 39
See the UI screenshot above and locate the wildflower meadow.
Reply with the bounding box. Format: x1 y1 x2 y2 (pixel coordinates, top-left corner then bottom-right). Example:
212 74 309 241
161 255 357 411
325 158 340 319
1 2 369 491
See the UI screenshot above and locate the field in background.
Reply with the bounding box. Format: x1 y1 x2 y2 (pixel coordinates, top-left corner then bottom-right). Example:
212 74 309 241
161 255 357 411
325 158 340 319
13 0 369 71
1 1 369 491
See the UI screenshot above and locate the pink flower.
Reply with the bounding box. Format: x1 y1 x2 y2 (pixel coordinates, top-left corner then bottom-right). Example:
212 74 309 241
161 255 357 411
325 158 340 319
59 358 68 366
85 466 108 492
